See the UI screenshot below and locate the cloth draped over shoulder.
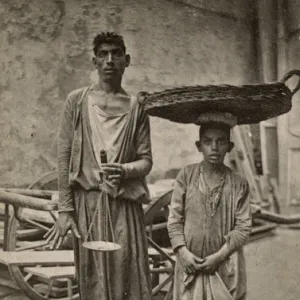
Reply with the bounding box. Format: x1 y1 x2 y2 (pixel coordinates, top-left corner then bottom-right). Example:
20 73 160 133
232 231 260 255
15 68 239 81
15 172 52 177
57 86 153 300
167 163 252 300
57 86 153 212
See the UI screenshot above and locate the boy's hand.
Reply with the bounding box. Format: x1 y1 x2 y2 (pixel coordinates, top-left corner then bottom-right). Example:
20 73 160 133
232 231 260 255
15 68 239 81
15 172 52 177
197 253 223 274
176 247 204 274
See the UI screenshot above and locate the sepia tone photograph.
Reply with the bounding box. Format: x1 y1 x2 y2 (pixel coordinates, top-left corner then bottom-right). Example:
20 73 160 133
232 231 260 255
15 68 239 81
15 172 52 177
0 0 300 299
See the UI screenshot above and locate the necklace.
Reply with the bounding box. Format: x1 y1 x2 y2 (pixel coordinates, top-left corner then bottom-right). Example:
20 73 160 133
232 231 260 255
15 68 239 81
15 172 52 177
200 163 226 218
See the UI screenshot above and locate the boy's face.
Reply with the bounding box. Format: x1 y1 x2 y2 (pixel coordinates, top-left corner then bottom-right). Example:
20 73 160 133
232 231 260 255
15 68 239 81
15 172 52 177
196 128 234 165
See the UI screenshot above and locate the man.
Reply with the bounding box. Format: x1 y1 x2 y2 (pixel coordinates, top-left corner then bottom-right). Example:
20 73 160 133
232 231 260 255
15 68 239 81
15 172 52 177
52 32 152 300
168 112 252 300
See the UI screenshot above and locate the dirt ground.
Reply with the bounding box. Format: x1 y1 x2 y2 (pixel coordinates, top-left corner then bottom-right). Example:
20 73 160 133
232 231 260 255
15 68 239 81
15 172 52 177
1 228 300 300
245 228 300 300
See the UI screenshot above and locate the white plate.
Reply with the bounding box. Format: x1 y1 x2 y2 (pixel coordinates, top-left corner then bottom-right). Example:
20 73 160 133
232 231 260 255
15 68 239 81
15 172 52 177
82 241 121 252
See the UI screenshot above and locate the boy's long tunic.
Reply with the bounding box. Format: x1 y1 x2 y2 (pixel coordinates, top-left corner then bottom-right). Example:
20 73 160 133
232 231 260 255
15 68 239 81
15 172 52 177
57 86 152 300
168 163 252 300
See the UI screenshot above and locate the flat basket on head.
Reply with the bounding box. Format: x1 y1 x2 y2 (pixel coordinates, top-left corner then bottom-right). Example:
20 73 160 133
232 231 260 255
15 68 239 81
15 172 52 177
137 70 300 125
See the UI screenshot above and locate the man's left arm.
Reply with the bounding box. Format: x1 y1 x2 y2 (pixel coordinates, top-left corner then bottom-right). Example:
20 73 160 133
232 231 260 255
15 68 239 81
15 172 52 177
101 108 152 182
122 108 153 179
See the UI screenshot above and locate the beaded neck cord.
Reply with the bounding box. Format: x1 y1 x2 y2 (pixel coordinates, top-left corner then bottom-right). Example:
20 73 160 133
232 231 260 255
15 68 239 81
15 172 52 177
199 162 226 218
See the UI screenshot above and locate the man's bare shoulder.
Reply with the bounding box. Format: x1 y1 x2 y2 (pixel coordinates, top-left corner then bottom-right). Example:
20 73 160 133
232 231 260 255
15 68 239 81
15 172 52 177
66 87 90 103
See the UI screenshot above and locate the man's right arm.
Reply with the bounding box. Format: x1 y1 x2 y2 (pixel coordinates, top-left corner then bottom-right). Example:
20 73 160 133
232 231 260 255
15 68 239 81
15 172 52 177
57 94 74 213
50 94 80 249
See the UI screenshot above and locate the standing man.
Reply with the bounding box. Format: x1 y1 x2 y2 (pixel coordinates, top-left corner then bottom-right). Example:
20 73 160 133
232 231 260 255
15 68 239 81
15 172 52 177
52 32 152 300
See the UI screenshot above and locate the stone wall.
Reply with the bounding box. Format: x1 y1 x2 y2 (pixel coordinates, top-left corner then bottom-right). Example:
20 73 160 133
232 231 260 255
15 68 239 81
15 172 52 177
0 0 257 187
277 0 300 210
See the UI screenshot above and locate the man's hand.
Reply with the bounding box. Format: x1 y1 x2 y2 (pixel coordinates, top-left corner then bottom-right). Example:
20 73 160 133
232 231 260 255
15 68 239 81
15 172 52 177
47 212 80 250
176 246 204 274
197 253 223 274
101 163 124 185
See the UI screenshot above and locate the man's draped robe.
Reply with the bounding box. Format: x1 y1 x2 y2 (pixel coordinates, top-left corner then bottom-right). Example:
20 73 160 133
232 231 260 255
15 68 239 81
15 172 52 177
57 86 152 300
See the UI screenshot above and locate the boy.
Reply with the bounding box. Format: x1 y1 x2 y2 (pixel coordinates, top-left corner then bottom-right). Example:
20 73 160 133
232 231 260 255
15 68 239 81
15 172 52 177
167 112 252 300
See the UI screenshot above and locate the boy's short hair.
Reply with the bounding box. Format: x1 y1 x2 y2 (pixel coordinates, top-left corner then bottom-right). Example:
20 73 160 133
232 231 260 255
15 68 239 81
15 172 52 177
93 32 126 55
199 122 231 140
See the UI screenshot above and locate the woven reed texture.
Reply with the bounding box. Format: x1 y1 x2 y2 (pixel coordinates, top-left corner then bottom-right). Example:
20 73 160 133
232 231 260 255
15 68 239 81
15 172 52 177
138 82 293 125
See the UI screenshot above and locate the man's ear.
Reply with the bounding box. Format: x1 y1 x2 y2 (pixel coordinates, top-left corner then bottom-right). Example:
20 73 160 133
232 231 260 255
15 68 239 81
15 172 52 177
228 141 234 153
125 54 131 67
92 57 97 67
195 140 202 152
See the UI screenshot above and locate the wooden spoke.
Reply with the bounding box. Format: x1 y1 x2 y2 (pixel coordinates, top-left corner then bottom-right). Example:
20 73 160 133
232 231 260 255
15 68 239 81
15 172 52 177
16 241 48 252
6 172 79 300
144 190 175 299
24 272 34 282
152 273 174 296
21 218 50 231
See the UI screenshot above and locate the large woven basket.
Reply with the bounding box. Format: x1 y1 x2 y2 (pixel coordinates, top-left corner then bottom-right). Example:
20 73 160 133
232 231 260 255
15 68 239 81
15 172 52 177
137 70 300 125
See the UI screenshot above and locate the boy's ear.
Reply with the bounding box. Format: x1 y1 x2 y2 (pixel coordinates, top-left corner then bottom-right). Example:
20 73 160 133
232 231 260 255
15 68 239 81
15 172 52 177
195 140 202 152
228 141 234 153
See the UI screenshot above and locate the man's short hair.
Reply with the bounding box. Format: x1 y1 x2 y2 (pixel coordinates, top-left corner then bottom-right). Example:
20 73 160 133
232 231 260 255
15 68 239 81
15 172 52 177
93 32 126 55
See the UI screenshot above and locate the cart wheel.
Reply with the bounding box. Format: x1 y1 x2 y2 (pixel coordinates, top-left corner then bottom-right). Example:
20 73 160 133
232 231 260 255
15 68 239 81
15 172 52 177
7 171 79 300
28 171 58 190
144 189 175 300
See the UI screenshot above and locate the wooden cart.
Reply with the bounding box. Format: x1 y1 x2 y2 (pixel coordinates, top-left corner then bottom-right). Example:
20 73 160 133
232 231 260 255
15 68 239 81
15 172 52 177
0 171 175 300
2 170 300 300
0 173 77 300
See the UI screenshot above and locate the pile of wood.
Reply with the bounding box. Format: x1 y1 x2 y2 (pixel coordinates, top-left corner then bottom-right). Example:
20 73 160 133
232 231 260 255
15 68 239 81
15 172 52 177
230 125 279 210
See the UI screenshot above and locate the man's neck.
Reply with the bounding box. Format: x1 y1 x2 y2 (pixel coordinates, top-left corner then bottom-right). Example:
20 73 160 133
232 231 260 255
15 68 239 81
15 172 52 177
97 79 124 95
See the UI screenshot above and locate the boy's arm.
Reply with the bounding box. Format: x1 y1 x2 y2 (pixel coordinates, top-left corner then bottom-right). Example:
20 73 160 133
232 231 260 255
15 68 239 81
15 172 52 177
217 178 252 260
199 178 251 272
168 168 204 275
167 168 187 251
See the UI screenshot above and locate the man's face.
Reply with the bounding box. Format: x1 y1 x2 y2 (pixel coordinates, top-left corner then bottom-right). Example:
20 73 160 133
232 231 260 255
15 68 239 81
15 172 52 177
196 128 233 165
93 43 130 82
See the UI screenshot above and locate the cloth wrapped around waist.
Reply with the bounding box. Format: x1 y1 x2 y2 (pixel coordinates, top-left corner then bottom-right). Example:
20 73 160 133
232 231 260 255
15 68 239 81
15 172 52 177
97 177 151 204
183 272 234 300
